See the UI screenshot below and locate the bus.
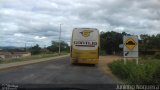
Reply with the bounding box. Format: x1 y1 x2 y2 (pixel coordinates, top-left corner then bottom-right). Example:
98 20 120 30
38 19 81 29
70 28 100 64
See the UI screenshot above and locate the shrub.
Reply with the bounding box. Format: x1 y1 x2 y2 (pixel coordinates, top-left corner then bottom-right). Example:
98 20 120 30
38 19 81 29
154 52 160 59
109 60 160 85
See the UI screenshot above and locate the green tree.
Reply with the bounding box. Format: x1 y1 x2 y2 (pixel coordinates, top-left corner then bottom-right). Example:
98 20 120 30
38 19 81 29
139 34 160 55
47 41 69 53
100 31 124 55
30 44 41 55
140 34 160 50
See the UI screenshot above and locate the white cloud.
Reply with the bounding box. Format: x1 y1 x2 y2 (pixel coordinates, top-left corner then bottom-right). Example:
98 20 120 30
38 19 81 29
34 36 47 40
14 33 23 37
0 0 159 47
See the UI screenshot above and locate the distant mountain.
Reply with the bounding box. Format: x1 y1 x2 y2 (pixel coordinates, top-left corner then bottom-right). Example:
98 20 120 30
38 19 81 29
0 46 26 49
0 46 17 49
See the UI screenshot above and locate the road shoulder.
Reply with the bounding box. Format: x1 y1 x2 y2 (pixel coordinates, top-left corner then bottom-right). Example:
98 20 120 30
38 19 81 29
98 55 123 84
0 54 69 70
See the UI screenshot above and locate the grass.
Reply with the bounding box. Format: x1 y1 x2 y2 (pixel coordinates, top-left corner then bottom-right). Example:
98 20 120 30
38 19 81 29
108 58 160 85
0 52 69 64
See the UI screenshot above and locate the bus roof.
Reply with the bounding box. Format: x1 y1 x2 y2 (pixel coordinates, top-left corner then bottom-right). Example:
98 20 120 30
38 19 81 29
73 28 98 31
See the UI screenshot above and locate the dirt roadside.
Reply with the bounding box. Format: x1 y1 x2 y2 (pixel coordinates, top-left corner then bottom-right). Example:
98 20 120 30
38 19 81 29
0 55 69 70
98 55 123 83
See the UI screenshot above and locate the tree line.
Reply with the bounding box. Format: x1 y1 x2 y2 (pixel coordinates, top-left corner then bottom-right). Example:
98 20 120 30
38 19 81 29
30 31 160 55
30 41 69 55
100 31 160 55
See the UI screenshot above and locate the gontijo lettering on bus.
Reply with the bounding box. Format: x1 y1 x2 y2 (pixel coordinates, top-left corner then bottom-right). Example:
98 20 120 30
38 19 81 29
74 41 97 47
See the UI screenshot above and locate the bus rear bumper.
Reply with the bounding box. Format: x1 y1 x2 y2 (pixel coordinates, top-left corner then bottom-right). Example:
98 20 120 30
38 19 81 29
70 58 99 64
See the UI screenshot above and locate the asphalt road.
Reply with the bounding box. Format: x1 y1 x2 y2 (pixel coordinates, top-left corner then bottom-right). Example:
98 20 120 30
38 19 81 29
0 56 119 90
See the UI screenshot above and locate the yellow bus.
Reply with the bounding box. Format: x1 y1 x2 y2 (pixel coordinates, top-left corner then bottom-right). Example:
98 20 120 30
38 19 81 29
70 28 100 64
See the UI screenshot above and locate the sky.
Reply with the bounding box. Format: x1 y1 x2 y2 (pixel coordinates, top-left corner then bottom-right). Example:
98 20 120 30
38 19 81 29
0 0 160 47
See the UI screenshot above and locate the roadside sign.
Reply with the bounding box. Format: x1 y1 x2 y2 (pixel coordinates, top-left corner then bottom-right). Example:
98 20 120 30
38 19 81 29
124 38 137 50
123 36 138 58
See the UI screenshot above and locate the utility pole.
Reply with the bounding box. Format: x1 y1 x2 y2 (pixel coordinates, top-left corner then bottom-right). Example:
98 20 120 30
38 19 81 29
25 43 27 52
59 24 62 55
